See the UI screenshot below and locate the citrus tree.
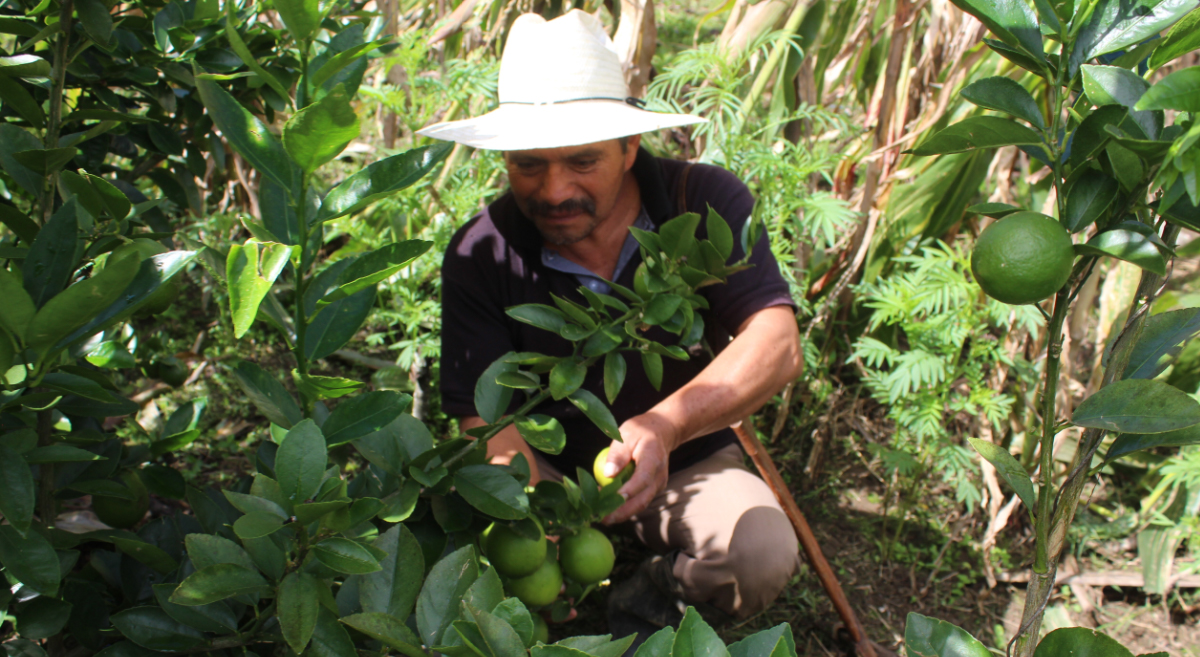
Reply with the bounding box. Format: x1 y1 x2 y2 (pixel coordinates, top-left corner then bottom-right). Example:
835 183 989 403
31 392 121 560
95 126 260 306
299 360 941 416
898 0 1200 654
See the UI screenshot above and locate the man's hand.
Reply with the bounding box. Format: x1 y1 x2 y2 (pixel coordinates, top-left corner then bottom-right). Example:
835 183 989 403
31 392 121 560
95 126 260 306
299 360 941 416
601 412 680 525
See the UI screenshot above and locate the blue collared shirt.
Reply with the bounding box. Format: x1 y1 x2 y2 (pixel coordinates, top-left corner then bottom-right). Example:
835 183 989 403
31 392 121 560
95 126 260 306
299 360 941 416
540 208 654 295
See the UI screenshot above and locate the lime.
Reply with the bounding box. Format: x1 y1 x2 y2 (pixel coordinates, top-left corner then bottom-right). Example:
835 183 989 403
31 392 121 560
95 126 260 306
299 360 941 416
592 448 633 488
506 550 562 608
92 469 150 529
559 526 614 585
486 522 547 578
531 613 549 644
970 212 1075 305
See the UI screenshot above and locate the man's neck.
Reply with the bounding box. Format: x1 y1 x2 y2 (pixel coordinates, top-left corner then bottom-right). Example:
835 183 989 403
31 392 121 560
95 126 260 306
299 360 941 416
546 170 641 281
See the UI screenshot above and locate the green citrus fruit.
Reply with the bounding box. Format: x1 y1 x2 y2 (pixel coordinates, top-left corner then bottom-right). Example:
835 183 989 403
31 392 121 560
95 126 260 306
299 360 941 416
593 448 633 488
531 614 549 644
970 212 1075 305
559 526 614 585
92 470 150 529
486 522 547 578
506 551 562 608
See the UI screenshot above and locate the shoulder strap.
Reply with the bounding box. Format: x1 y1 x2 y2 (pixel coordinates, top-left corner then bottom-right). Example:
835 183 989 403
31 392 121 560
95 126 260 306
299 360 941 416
676 163 696 215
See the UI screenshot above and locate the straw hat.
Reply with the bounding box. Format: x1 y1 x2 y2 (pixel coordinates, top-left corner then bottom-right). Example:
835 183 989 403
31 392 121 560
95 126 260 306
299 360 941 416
416 10 704 151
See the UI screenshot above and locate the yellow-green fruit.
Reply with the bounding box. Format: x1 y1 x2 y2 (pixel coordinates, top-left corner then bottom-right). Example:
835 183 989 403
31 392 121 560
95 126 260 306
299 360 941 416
112 239 181 316
531 614 549 644
970 212 1075 305
506 552 562 608
92 470 150 529
486 522 547 578
559 526 614 585
592 448 633 488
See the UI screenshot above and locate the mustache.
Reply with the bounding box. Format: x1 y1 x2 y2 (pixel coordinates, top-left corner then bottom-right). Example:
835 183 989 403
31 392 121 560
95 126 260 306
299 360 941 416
527 198 596 217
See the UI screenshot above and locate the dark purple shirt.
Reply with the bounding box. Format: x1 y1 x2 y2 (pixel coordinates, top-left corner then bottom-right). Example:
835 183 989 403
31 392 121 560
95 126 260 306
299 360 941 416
440 148 795 475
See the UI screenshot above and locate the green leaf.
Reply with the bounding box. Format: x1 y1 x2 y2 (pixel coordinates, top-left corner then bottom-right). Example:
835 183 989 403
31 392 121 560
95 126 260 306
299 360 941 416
556 635 638 657
493 599 536 648
904 612 991 657
1073 378 1200 433
305 607 359 657
1075 224 1167 276
1071 0 1196 78
25 246 140 354
322 390 406 446
468 605 529 657
1064 170 1120 232
1136 66 1200 113
284 84 359 174
360 524 424 619
275 0 323 41
603 352 626 404
476 355 517 423
224 3 292 106
672 607 729 657
311 39 386 90
0 54 50 77
1033 628 1133 657
909 116 1043 156
658 213 701 259
186 534 258 572
170 563 269 605
314 538 383 574
507 304 568 334
303 260 376 360
74 0 113 45
109 607 207 652
947 0 1043 64
704 207 735 262
21 199 79 309
232 511 286 540
0 78 44 129
0 123 44 197
0 268 34 339
728 624 796 657
632 628 675 657
516 414 567 455
454 464 530 519
23 444 105 463
195 73 299 196
642 350 663 391
0 445 33 535
1148 8 1200 68
319 240 431 306
151 583 238 634
279 571 321 654
112 537 180 574
226 239 292 339
967 438 1037 514
1126 308 1200 379
549 358 586 400
0 525 59 595
568 388 622 442
231 361 303 428
643 294 683 326
0 202 39 243
54 251 196 349
1108 423 1200 460
416 545 479 647
12 147 77 175
276 419 327 503
960 76 1045 129
316 143 451 222
1081 65 1158 139
13 596 70 640
966 202 1022 218
340 613 426 657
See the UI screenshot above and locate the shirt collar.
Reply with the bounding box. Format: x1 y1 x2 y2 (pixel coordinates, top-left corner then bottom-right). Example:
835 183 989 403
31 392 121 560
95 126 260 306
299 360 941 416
541 208 653 294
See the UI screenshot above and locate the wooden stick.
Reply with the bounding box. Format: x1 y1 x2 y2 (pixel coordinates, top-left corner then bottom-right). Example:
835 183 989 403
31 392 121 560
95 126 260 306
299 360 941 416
733 423 892 657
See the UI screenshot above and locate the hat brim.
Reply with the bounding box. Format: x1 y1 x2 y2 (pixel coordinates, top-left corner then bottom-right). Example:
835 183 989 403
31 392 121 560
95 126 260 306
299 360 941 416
416 100 706 150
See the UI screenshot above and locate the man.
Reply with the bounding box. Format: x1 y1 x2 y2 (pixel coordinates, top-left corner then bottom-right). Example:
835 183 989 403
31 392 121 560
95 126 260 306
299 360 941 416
419 9 803 641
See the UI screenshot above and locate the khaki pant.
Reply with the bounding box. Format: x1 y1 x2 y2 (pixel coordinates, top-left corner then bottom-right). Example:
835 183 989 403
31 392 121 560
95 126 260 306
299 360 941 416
536 443 801 619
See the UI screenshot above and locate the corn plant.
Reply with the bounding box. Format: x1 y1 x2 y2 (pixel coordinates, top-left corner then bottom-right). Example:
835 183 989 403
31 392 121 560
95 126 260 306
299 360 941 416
898 0 1200 654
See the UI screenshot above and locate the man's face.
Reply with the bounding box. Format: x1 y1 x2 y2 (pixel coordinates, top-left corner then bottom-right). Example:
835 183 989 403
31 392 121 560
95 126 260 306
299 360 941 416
504 136 640 246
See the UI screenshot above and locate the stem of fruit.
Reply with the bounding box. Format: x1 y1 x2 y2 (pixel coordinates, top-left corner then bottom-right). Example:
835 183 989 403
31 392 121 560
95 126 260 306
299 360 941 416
441 389 554 471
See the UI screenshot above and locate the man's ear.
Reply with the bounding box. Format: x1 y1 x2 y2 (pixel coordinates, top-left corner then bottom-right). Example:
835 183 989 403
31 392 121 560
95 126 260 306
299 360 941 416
624 134 641 170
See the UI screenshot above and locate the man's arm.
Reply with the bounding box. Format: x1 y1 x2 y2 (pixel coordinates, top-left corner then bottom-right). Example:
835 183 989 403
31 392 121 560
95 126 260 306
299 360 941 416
601 305 803 524
460 417 543 484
